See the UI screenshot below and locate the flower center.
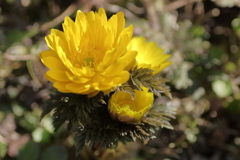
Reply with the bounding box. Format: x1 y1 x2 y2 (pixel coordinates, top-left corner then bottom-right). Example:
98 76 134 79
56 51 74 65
118 100 137 111
72 43 105 68
83 57 95 67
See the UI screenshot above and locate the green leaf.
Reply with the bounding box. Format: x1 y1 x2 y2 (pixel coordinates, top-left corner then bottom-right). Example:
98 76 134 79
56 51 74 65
32 127 51 144
18 141 40 160
171 62 193 89
224 62 236 72
41 117 54 133
12 103 24 117
40 145 68 160
232 17 240 38
212 80 233 98
2 27 39 52
224 100 240 114
192 87 206 101
190 25 206 37
209 45 224 60
20 112 39 131
0 142 7 158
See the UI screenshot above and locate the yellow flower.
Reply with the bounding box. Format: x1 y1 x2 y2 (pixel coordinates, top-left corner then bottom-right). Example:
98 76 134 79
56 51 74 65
40 8 137 96
108 87 154 124
127 37 171 74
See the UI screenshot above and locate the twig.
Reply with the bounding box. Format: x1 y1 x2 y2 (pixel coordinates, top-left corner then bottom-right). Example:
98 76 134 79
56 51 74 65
126 2 145 15
165 0 201 12
141 0 160 31
26 60 43 88
98 1 138 19
40 3 79 32
4 54 37 61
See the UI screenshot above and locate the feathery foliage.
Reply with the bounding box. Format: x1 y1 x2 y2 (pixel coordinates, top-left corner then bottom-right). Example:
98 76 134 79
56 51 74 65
119 68 172 99
41 89 175 155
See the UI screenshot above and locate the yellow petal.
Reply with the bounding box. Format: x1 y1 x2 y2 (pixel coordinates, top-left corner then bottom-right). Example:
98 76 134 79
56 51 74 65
44 73 56 82
128 36 171 75
113 71 130 85
65 83 85 91
97 8 107 23
46 70 70 81
66 71 90 83
154 61 172 74
45 29 65 51
40 50 58 58
53 81 69 92
41 56 66 70
95 84 112 90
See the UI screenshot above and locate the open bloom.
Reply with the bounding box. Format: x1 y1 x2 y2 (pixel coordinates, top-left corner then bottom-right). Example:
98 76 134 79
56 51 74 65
40 8 137 95
108 87 154 124
127 37 171 74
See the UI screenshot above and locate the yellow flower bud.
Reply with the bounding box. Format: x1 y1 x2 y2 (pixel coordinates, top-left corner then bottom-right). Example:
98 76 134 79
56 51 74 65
108 87 154 124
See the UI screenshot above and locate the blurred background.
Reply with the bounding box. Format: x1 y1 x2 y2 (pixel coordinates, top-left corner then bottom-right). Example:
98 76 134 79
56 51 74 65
1 0 240 160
